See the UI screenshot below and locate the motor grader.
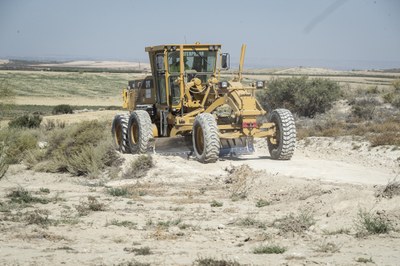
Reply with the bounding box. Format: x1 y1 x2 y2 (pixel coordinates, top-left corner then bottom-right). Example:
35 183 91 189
111 43 296 163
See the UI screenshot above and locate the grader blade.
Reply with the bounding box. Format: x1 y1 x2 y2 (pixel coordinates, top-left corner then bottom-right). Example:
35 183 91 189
219 137 255 157
152 136 193 156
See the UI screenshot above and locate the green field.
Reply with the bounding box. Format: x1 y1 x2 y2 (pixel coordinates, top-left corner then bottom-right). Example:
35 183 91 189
0 70 143 98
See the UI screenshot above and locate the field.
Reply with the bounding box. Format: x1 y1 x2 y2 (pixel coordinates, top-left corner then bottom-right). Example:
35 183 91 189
1 66 400 265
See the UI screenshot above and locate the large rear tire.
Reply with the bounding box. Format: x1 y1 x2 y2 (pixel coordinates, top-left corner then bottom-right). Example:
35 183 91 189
127 110 153 154
267 109 296 160
192 113 220 163
111 114 130 153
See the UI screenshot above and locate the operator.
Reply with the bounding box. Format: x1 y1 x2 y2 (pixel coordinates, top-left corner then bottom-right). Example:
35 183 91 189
170 55 190 73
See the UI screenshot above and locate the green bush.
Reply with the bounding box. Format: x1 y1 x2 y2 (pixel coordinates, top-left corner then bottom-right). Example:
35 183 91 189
0 129 38 164
392 95 400 108
350 97 380 120
355 209 392 236
52 104 73 115
257 77 341 117
392 79 400 91
8 114 42 128
32 121 122 177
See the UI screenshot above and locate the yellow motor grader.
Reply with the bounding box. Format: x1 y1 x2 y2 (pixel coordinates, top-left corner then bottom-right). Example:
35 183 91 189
111 43 296 163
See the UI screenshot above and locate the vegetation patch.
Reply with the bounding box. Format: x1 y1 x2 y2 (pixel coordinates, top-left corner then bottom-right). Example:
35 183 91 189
257 76 340 117
7 187 50 204
123 155 153 179
355 209 392 237
8 114 42 128
52 104 73 115
75 196 106 216
193 257 241 266
224 164 256 200
252 244 286 254
123 246 151 255
272 209 315 233
210 200 223 207
107 187 130 197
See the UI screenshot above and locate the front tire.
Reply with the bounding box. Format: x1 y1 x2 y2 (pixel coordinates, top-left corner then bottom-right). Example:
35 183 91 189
267 109 296 160
192 113 220 163
127 110 153 154
111 114 130 153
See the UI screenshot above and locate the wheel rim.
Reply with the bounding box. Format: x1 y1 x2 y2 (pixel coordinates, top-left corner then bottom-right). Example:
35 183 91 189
130 122 139 145
194 125 204 155
114 122 122 146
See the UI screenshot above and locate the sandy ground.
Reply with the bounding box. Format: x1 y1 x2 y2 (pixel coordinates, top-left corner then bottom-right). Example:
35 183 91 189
1 110 399 265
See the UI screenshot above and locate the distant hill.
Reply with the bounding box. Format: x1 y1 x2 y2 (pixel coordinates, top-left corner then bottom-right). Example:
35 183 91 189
0 59 149 73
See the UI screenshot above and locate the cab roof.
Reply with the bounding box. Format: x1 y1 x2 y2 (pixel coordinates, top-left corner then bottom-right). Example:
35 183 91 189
145 43 222 52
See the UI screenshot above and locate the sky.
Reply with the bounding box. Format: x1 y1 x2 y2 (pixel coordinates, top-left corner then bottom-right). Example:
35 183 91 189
0 0 399 70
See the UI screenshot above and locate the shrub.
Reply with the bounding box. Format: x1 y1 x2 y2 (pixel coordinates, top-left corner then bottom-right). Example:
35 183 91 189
193 257 241 266
8 114 42 128
107 187 129 197
32 121 122 177
210 200 223 207
253 244 286 254
272 209 315 233
392 95 400 108
123 155 153 179
350 97 381 120
355 209 392 236
257 77 340 117
392 79 400 91
52 104 73 115
0 129 38 164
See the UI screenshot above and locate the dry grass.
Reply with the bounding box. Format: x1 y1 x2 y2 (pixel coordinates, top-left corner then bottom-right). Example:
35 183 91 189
224 164 257 200
272 209 315 233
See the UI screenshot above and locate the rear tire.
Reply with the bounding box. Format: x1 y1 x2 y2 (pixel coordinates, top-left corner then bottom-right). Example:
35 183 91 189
267 109 296 160
111 114 130 153
127 110 153 154
192 113 220 163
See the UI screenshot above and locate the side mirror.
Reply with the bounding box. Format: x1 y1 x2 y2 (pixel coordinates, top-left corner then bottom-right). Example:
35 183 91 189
221 53 230 70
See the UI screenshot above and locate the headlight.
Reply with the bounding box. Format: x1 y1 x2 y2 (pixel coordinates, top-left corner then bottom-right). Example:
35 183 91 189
256 81 264 88
219 81 228 89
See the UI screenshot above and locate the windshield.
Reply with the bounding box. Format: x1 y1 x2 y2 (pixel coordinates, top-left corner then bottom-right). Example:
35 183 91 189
168 50 217 73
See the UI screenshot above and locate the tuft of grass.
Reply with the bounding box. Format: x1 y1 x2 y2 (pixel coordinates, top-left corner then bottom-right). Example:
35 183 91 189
322 228 351 235
75 196 106 216
355 209 392 236
123 246 151 255
107 187 130 197
236 217 266 229
7 187 50 204
272 209 315 233
224 164 256 201
39 187 50 194
25 209 52 227
193 257 241 266
106 219 137 229
157 218 182 228
314 241 340 253
255 198 270 208
116 260 150 266
356 257 374 263
123 155 153 179
252 244 286 254
210 200 223 207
